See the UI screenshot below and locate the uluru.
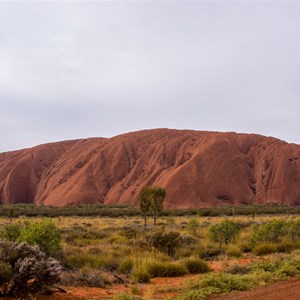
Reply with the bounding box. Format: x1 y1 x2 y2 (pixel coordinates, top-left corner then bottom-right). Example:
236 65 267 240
0 128 300 208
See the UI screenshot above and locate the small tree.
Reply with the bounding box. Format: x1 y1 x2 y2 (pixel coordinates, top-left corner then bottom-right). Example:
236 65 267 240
150 187 166 225
139 187 152 227
139 186 166 226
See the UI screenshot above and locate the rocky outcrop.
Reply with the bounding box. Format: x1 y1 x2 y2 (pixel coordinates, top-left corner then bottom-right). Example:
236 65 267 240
0 129 299 208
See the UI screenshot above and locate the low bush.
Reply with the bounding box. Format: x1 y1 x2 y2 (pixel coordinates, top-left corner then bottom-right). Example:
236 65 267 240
238 241 252 253
1 223 22 241
226 245 242 258
225 263 251 275
208 220 241 246
251 259 281 272
183 257 210 274
252 243 277 256
285 220 300 241
148 231 182 256
198 243 224 259
131 269 151 283
0 239 61 297
17 219 62 257
252 219 285 244
147 261 187 277
200 272 256 293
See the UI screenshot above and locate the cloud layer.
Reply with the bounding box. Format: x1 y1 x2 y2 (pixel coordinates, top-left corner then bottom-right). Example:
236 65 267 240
1 1 300 151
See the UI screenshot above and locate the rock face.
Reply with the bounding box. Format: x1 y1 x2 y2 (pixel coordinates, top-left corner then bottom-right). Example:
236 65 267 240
0 129 300 208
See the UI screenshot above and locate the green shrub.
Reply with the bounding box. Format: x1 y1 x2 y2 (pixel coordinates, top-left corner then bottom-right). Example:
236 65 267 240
183 258 210 274
131 269 151 283
18 219 61 257
252 219 285 244
200 272 255 293
147 261 187 277
276 263 300 277
148 231 182 256
251 259 280 272
225 264 251 275
285 220 300 241
179 286 219 300
198 243 224 259
1 223 22 242
208 220 241 246
277 259 300 277
252 243 277 256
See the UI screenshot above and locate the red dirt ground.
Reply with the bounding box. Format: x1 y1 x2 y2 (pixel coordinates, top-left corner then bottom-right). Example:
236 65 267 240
210 277 300 300
37 275 300 300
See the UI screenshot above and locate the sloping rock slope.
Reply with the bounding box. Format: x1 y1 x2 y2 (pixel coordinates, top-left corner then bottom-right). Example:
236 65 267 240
0 129 300 208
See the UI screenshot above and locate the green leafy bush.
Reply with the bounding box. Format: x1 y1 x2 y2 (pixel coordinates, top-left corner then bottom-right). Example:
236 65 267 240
252 219 285 243
1 223 22 242
200 272 255 293
285 220 300 240
18 219 61 257
208 220 241 246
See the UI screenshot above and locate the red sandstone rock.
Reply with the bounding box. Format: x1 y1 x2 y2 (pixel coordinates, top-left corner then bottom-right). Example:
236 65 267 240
0 129 299 208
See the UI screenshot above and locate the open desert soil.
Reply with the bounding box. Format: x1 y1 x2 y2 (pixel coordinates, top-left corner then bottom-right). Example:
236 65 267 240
36 277 300 300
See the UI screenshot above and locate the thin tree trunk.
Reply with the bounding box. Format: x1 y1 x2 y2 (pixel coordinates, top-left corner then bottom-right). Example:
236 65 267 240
154 214 157 226
144 214 147 227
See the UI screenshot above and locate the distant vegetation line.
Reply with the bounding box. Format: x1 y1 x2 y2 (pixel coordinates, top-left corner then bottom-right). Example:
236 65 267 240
1 203 300 218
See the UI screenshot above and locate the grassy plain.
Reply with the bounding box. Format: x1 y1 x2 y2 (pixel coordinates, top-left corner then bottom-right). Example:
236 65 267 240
2 207 300 299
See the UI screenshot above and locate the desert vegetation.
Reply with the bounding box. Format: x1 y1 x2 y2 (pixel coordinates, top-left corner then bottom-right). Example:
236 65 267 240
1 205 300 298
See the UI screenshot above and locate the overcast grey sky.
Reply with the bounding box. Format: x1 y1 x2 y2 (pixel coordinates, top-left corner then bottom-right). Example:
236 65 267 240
0 1 300 152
